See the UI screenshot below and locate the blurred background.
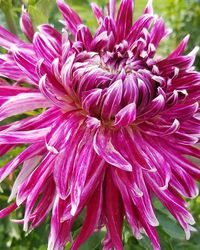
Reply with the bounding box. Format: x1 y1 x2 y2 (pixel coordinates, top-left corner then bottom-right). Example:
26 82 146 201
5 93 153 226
0 0 200 249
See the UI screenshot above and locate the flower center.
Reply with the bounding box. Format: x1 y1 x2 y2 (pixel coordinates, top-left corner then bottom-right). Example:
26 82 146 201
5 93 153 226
67 47 159 128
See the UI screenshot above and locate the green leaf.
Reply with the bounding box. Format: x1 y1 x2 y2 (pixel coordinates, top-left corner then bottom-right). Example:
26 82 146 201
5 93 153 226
139 235 153 250
172 240 199 250
37 245 48 250
28 0 57 27
0 0 12 11
157 228 173 250
78 231 105 250
156 210 185 240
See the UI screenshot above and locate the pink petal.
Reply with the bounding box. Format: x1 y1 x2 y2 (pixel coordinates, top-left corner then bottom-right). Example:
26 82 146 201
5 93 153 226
0 92 51 121
91 3 104 23
93 127 132 171
104 169 124 250
116 0 133 41
114 103 136 127
57 0 82 36
71 184 103 250
20 7 34 41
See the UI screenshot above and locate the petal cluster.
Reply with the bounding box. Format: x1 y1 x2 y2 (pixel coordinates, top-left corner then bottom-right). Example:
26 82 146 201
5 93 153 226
0 0 200 249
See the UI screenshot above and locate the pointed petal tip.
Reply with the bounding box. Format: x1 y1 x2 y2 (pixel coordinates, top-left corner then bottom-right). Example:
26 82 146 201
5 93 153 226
70 204 77 217
184 34 190 42
46 144 59 154
144 0 153 15
56 0 64 4
189 46 200 56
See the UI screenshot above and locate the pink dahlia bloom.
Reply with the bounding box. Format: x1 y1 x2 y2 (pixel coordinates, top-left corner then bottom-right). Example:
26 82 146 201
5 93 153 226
0 0 200 249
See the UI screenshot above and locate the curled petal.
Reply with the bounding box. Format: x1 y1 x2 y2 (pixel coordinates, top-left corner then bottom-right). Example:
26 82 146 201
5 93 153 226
76 25 93 51
114 103 136 127
48 196 74 250
127 14 154 47
138 94 165 120
13 49 38 83
61 53 76 94
112 170 142 239
150 18 166 49
33 32 60 63
93 127 132 171
101 79 123 120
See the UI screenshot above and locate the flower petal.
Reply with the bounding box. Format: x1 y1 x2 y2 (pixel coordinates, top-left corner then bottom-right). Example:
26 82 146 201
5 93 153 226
93 127 132 171
57 0 82 36
114 103 136 127
116 0 133 41
20 7 34 41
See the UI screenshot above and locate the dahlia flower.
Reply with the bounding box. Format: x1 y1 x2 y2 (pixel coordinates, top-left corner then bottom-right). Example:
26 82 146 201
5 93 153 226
0 0 200 249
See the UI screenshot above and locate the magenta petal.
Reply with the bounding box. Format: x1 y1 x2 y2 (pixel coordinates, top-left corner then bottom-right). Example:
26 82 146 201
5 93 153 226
57 0 82 36
168 35 190 59
53 117 85 199
114 103 136 127
48 196 74 250
30 178 55 229
0 143 45 182
144 0 153 14
0 128 50 145
108 0 116 19
116 0 133 41
13 49 39 83
0 58 34 84
0 202 17 219
33 32 60 64
70 135 94 215
112 170 142 239
20 7 34 41
61 53 76 94
104 170 124 250
127 14 153 46
17 153 55 206
93 127 132 171
0 92 51 121
0 25 23 49
138 94 165 120
0 1 200 249
71 184 103 250
101 79 123 120
9 156 42 202
39 74 67 108
171 167 199 198
76 25 93 51
150 18 166 49
91 3 104 23
23 161 55 231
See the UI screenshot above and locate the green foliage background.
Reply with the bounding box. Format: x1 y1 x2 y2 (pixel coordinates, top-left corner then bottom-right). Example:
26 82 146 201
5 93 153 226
0 0 200 249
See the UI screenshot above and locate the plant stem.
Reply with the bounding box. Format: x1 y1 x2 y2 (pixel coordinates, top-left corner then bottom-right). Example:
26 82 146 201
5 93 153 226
3 8 17 35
